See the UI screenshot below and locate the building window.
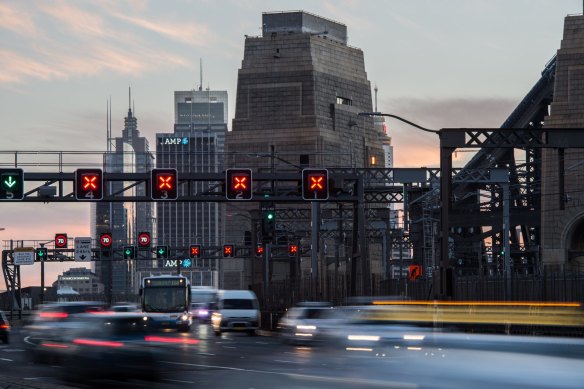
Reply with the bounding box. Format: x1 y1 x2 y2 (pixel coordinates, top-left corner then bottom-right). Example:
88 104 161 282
336 96 352 106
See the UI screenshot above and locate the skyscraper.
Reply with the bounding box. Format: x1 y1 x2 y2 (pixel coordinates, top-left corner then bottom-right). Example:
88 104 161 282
93 90 154 296
155 88 228 286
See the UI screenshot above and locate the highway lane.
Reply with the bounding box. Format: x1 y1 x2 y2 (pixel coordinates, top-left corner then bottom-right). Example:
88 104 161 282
2 324 584 388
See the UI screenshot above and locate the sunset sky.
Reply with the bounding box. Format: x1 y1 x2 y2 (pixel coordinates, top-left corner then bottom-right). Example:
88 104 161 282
0 0 579 288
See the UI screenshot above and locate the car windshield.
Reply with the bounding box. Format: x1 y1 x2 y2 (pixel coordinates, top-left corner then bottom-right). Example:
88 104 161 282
222 299 254 310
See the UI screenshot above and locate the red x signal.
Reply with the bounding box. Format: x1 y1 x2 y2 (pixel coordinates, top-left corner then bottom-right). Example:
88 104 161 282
190 245 201 258
75 169 103 200
233 176 247 190
83 175 98 190
158 175 173 190
302 169 329 200
309 175 324 190
226 169 253 200
288 244 299 256
151 169 178 200
223 244 234 257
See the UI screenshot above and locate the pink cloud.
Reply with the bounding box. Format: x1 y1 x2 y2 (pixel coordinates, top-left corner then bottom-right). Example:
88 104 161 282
39 0 108 37
0 49 67 83
111 12 213 46
0 2 39 37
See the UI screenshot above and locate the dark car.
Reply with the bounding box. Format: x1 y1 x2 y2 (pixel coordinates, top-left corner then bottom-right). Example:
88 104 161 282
53 313 197 383
24 301 107 363
0 311 10 343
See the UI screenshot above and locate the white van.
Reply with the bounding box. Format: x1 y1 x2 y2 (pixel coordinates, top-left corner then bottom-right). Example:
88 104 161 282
211 290 260 336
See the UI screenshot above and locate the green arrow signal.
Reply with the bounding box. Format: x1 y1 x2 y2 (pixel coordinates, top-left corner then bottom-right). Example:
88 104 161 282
38 251 44 257
125 249 131 255
3 176 16 189
158 248 165 254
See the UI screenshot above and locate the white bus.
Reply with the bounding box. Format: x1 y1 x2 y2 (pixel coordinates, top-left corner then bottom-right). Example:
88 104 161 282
140 275 192 332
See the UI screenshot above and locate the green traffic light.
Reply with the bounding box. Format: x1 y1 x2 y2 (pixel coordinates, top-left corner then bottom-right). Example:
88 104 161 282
2 175 17 189
125 249 131 255
267 213 274 220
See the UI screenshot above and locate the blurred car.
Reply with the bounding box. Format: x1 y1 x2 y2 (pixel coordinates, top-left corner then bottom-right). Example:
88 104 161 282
0 311 10 343
52 312 196 383
191 301 217 322
191 287 218 322
111 303 140 313
326 305 435 352
278 302 337 344
24 301 107 363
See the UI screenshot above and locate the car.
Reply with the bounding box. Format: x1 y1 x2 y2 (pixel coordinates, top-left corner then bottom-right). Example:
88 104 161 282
53 312 187 383
211 290 260 336
278 302 336 344
110 303 139 312
24 301 107 363
0 311 10 343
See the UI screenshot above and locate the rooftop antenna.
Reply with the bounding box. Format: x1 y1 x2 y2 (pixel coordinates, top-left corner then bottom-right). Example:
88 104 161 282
199 58 203 91
106 99 110 153
374 84 378 112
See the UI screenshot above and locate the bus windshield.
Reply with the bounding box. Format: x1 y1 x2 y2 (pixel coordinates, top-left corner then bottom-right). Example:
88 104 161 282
143 287 188 313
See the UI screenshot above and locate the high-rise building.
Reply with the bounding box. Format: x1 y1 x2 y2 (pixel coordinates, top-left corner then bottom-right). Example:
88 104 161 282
93 90 155 295
223 11 387 289
154 88 228 286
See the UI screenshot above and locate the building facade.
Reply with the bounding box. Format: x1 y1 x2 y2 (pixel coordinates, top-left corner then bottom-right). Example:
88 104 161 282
52 267 104 295
223 11 387 289
153 88 228 286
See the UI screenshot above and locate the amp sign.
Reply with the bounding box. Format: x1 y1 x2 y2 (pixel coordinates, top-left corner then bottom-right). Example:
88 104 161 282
160 137 189 146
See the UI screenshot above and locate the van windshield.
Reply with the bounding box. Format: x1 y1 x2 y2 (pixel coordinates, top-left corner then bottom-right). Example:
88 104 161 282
222 299 254 309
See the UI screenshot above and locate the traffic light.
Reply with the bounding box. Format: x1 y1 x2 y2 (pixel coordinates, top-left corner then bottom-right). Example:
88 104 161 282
54 233 68 249
302 168 329 200
123 246 136 259
36 247 48 262
288 243 299 257
156 245 169 259
223 244 234 258
261 207 275 241
75 169 103 200
190 244 201 259
225 168 253 200
0 168 24 200
256 244 264 257
151 169 178 200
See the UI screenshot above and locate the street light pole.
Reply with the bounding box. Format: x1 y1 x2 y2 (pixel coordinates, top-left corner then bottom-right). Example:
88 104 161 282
358 112 443 297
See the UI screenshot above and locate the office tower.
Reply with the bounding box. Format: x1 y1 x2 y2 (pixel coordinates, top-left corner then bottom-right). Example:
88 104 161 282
155 88 228 286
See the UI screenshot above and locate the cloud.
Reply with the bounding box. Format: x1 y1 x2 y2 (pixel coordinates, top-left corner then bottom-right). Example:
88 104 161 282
0 1 192 85
0 49 67 83
0 2 39 37
111 12 213 46
39 0 109 38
